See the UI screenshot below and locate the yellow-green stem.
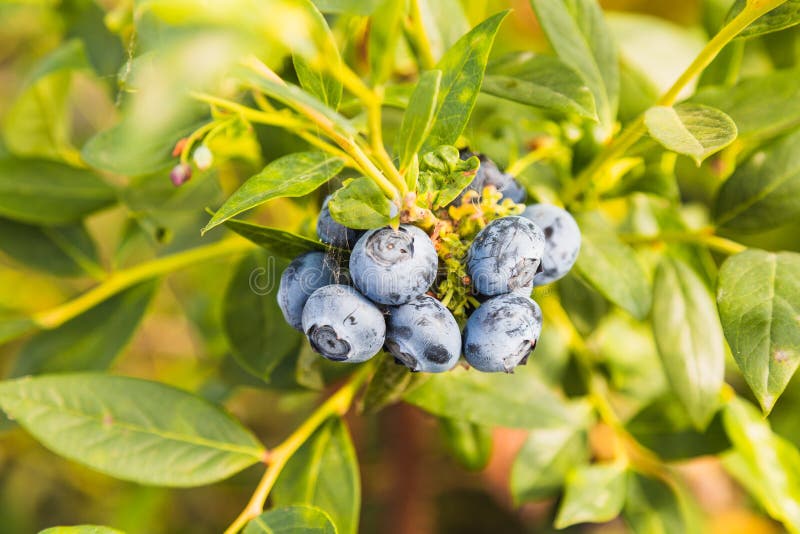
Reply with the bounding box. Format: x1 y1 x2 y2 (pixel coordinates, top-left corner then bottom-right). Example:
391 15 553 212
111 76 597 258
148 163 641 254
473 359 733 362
223 362 375 534
332 68 407 195
621 229 746 255
33 238 254 330
243 59 400 201
505 141 555 177
541 296 678 484
191 92 354 164
564 0 788 206
408 0 436 70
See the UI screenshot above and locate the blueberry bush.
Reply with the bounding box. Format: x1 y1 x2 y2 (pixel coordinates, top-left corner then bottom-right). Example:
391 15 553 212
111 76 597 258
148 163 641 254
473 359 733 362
1 0 800 532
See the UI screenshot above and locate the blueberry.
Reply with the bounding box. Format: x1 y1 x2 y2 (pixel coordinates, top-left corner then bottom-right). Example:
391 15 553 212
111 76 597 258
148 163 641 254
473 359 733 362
521 204 581 285
462 293 542 373
301 284 385 363
385 295 461 373
466 216 545 296
278 252 336 331
349 224 438 305
457 152 526 204
317 195 362 249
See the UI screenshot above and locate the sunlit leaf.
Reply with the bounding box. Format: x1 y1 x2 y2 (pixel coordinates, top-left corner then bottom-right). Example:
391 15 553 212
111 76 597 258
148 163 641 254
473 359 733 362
652 256 725 429
0 374 265 486
555 462 628 528
203 152 344 233
421 11 508 152
715 128 800 232
644 103 737 165
717 250 800 413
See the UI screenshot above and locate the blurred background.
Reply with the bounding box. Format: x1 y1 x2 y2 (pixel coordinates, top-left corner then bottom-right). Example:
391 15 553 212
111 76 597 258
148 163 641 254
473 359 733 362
1 0 799 533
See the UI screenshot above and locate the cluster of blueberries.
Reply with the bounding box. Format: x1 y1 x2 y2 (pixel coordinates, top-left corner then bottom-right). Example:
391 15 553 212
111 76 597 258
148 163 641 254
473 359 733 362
277 156 581 373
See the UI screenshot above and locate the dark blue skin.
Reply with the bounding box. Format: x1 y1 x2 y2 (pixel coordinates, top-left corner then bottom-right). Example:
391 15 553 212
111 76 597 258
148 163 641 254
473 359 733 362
317 195 362 249
463 293 542 373
278 251 336 331
349 224 438 305
522 204 581 285
301 284 385 363
466 216 545 296
385 295 461 373
457 151 526 204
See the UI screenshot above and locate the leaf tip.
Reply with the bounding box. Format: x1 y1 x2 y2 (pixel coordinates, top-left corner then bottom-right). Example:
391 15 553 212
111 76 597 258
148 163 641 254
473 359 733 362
759 393 776 415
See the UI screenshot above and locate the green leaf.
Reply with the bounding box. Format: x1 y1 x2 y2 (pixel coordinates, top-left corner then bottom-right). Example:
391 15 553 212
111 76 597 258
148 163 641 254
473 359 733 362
692 69 800 143
717 249 800 413
715 128 800 232
555 462 628 529
624 474 701 534
0 317 37 346
223 252 303 382
0 218 103 278
617 60 659 124
439 418 492 471
510 425 589 504
652 256 725 430
482 53 597 120
417 145 479 208
0 374 265 486
244 505 336 534
369 0 407 85
644 103 737 165
530 0 619 134
626 395 730 461
0 158 116 225
421 11 509 152
223 219 328 259
3 39 90 162
82 119 204 177
416 0 470 60
727 0 800 38
292 2 342 109
404 367 590 429
328 177 395 229
239 69 358 137
39 526 125 534
203 152 344 233
574 212 651 320
594 311 667 408
606 12 704 99
722 396 800 533
312 0 382 14
293 56 343 112
12 281 157 377
762 28 800 68
273 418 359 534
698 40 744 88
395 70 442 171
361 355 427 414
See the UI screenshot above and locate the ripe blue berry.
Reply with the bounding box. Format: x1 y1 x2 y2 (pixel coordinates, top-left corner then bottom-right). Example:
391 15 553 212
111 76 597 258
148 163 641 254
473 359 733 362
458 152 526 204
278 252 336 331
349 224 438 305
317 195 362 249
462 293 542 373
521 204 581 285
301 285 385 363
385 295 461 373
466 216 545 296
